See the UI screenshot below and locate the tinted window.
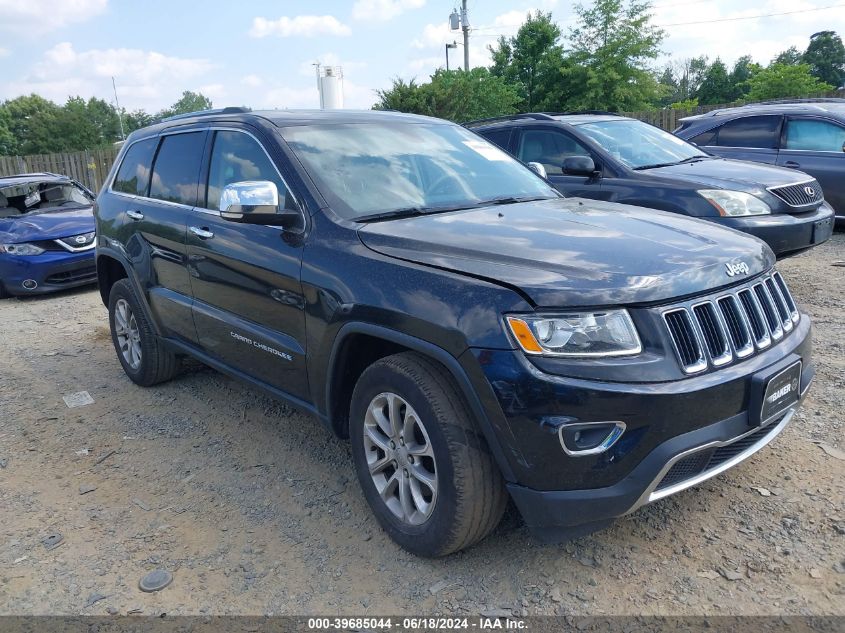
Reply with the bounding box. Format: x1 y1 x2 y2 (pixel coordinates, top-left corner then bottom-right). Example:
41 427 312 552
480 128 511 150
716 116 781 149
149 132 206 206
517 129 592 175
206 131 292 211
113 138 157 196
784 118 845 152
689 129 718 146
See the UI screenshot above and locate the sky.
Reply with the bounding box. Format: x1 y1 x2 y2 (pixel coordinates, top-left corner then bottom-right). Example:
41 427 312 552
0 0 843 113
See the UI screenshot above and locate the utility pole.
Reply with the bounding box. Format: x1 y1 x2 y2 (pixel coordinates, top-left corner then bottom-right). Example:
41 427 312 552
461 0 469 72
111 76 125 141
449 3 470 71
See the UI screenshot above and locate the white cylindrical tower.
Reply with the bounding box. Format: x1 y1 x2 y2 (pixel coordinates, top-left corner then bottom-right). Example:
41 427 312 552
316 65 344 109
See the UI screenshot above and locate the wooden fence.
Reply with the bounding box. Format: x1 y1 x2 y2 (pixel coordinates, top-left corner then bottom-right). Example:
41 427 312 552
0 147 120 193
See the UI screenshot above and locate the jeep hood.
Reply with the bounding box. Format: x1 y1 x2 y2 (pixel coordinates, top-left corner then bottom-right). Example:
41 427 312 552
357 197 773 308
0 206 94 244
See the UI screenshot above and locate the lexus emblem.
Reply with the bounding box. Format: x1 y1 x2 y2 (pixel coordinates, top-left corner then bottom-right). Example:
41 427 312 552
725 261 750 277
803 186 816 197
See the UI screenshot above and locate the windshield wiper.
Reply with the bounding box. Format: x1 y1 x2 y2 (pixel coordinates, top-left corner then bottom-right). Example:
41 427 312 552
479 195 558 206
355 207 430 223
634 155 712 170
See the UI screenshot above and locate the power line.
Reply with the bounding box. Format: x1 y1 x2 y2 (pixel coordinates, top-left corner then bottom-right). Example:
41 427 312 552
657 3 845 27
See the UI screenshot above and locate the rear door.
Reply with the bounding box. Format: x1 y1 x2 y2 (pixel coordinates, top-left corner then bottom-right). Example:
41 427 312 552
514 127 600 198
187 127 310 401
698 115 782 165
109 130 207 344
777 116 845 212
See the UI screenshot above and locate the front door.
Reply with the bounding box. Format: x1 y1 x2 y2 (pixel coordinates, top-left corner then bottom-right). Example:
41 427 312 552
777 116 845 213
187 129 309 401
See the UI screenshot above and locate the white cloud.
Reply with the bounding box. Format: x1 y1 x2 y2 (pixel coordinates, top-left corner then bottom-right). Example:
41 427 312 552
241 74 263 88
249 15 351 38
352 0 426 22
0 47 9 58
2 42 215 111
0 0 107 34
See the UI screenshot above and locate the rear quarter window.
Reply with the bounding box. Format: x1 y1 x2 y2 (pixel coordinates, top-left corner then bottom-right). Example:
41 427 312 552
715 115 782 149
112 138 157 196
479 128 512 150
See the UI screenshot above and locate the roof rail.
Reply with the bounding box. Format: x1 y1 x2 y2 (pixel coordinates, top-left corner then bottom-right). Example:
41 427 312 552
463 112 556 127
753 98 845 105
160 106 252 123
550 110 623 116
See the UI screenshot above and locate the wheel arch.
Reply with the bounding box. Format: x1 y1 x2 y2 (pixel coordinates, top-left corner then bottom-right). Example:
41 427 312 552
325 322 516 482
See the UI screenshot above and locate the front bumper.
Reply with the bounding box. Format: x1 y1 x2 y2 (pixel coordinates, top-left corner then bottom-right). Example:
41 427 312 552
0 250 97 295
713 202 835 257
469 314 813 541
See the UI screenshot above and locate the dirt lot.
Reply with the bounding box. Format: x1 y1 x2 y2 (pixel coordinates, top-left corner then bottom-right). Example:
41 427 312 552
1 235 843 617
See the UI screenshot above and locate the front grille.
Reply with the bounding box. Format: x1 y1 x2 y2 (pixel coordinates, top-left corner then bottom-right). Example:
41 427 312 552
768 179 824 208
45 266 96 285
662 272 799 374
655 417 784 492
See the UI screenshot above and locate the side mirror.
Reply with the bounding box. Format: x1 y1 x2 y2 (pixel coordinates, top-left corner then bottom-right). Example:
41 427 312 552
562 156 597 177
219 181 303 230
527 162 548 179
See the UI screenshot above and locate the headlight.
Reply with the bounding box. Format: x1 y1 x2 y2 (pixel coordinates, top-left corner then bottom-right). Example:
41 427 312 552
0 243 45 255
506 310 642 357
698 189 771 217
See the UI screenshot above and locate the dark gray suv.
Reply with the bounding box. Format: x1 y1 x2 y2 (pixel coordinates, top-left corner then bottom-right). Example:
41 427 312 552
675 99 845 223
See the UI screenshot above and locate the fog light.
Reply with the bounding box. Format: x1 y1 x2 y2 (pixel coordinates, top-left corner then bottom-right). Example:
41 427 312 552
558 421 626 456
22 279 37 290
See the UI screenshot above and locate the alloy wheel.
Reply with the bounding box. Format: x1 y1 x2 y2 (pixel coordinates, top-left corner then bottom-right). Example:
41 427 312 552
114 298 142 370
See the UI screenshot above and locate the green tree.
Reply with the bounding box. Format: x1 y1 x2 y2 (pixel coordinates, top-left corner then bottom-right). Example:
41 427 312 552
374 68 519 122
696 59 733 104
802 30 845 87
0 106 15 156
2 94 63 154
746 63 833 101
566 0 665 111
488 11 566 111
158 91 213 119
728 55 760 101
123 109 155 134
773 46 803 66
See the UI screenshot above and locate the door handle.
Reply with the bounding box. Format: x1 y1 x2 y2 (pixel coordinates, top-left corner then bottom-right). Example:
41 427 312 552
189 226 214 239
783 161 801 168
126 210 144 220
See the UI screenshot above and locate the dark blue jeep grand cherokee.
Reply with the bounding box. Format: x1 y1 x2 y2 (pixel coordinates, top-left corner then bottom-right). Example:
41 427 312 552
95 108 813 556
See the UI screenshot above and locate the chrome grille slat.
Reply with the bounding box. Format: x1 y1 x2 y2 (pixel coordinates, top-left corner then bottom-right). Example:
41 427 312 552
663 272 798 373
767 179 824 209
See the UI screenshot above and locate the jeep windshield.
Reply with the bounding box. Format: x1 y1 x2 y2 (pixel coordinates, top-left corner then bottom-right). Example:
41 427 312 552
280 122 560 220
575 119 711 170
0 179 94 218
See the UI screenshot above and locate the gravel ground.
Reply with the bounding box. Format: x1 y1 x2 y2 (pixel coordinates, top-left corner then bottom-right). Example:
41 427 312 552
0 234 843 617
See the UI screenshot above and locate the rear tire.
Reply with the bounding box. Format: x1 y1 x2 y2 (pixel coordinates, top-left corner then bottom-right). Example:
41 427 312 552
108 279 179 386
350 352 507 557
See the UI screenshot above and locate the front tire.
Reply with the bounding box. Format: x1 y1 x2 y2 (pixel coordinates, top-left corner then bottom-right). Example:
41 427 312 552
350 352 507 557
108 279 178 387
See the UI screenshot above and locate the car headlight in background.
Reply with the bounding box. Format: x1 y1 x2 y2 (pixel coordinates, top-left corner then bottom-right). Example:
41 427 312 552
506 310 642 357
0 243 45 256
698 190 771 217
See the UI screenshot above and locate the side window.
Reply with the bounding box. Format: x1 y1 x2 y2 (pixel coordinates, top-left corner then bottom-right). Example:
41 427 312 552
113 138 157 196
517 129 591 175
480 128 511 151
689 128 718 146
716 116 781 149
784 119 845 152
206 131 293 211
149 132 206 206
